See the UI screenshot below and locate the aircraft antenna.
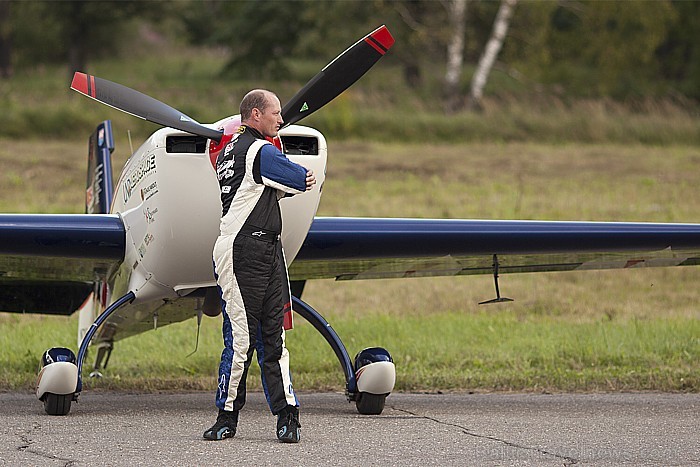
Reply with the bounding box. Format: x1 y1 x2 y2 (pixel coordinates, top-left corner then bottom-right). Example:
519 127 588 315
479 254 514 305
186 309 204 358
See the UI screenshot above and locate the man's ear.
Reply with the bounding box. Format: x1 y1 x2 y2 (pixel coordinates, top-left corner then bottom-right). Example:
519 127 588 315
251 108 261 121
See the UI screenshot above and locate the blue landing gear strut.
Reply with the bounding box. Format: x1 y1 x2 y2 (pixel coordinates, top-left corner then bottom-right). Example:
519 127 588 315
75 291 135 394
291 296 358 399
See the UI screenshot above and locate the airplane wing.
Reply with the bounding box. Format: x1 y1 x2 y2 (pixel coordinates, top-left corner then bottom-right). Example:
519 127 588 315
0 214 124 314
2 213 700 342
290 217 700 281
3 214 700 312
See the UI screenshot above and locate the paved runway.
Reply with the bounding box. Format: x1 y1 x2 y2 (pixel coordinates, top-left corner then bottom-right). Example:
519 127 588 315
1 391 698 466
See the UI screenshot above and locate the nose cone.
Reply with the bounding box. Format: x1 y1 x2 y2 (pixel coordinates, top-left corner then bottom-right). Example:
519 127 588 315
208 115 242 167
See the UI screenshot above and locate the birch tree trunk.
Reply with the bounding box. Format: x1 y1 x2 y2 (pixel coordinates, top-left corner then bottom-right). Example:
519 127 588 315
467 0 518 111
443 0 468 114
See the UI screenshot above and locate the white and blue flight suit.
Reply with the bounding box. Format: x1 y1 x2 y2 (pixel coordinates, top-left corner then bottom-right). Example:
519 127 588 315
213 125 306 416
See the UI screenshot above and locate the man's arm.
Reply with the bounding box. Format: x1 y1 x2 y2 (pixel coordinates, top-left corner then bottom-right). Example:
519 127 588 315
256 144 308 194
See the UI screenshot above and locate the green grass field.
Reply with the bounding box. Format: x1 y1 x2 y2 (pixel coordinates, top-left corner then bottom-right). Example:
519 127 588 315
1 139 698 393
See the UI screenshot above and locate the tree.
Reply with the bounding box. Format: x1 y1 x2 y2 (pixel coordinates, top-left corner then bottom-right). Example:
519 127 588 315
467 0 518 110
444 0 467 113
9 1 145 75
383 0 449 89
184 0 314 79
518 0 679 98
656 0 700 99
579 1 676 97
53 1 142 74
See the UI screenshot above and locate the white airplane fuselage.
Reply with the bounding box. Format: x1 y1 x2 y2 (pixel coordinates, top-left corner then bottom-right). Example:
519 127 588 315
78 118 326 344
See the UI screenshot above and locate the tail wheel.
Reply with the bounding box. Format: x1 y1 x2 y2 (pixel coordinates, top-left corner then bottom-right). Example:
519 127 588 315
355 392 386 415
43 393 72 416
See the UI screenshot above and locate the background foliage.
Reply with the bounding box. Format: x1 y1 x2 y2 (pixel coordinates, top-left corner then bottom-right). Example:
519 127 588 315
0 0 698 143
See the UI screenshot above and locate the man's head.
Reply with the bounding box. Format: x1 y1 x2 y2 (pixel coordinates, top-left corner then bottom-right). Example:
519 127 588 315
240 89 283 138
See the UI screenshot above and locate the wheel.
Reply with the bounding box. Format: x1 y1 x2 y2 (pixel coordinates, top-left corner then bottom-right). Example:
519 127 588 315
355 392 386 415
43 393 72 416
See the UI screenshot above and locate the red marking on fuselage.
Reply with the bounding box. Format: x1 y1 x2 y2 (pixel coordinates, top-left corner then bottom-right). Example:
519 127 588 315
208 116 241 167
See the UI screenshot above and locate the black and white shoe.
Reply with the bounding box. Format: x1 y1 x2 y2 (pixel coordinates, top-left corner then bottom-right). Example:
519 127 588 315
276 405 301 443
203 409 238 441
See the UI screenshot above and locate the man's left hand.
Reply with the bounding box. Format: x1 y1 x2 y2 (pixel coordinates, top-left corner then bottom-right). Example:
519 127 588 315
305 170 316 191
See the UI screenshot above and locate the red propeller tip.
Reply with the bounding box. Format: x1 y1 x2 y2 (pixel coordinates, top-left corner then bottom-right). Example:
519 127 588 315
365 25 395 56
71 72 96 98
371 25 395 50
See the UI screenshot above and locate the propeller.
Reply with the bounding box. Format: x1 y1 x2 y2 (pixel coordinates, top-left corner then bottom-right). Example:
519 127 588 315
281 24 394 127
70 25 394 139
71 72 224 141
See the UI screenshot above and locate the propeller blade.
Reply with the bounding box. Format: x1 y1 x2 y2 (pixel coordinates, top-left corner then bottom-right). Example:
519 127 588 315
71 72 224 142
281 25 395 127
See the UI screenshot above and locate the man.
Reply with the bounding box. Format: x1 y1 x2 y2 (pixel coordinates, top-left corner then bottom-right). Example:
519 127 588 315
204 89 316 443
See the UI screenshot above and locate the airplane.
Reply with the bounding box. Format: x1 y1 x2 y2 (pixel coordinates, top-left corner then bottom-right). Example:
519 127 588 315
3 24 700 418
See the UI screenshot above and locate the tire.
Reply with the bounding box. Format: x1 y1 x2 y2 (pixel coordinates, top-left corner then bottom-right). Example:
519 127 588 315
355 392 386 415
43 393 72 416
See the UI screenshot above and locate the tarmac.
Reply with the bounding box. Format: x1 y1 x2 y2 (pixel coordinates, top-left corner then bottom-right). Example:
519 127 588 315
0 391 698 466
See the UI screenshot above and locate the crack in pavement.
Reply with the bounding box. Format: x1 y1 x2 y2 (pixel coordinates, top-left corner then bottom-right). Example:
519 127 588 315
15 421 78 467
392 406 579 466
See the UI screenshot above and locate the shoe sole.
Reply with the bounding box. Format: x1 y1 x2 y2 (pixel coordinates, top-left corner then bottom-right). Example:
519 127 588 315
279 436 300 443
277 428 301 443
203 428 235 441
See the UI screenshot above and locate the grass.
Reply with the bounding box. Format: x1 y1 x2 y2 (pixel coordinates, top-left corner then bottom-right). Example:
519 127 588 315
1 139 699 393
1 309 697 393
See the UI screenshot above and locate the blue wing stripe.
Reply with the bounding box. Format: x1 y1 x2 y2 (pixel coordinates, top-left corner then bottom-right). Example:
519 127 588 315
288 217 700 281
0 214 125 260
297 217 700 260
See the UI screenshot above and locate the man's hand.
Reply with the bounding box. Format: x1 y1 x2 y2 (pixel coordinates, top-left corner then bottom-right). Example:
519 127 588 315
306 170 316 191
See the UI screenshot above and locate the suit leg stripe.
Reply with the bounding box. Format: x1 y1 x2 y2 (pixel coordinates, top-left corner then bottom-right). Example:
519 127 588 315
214 235 251 411
279 246 299 406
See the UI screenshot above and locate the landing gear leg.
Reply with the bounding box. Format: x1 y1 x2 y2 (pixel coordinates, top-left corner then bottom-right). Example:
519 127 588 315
74 292 135 394
291 296 356 394
291 297 395 415
37 291 134 415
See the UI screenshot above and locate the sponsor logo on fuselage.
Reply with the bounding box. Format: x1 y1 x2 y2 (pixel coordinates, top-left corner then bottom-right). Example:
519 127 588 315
140 181 159 201
138 233 154 259
123 153 157 203
144 206 159 224
143 233 155 246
